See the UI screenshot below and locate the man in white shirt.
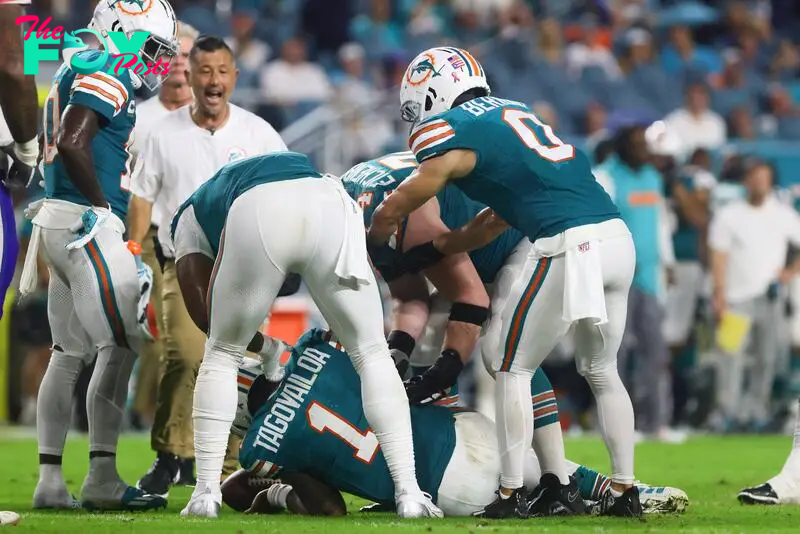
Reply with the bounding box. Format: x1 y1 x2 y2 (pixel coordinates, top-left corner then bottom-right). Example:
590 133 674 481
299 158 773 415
127 36 287 498
129 20 198 451
259 37 332 107
709 161 800 430
664 83 727 161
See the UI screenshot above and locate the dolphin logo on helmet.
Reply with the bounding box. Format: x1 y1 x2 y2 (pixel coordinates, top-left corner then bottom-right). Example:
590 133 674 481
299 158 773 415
400 47 490 125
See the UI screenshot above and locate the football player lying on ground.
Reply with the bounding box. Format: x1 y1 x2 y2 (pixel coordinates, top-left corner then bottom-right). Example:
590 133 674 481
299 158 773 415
222 329 689 517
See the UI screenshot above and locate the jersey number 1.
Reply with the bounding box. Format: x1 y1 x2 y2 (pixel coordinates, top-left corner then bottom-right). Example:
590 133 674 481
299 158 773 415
306 401 379 464
502 109 575 163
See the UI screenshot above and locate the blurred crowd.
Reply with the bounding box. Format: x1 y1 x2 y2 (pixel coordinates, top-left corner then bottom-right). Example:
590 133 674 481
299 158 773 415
5 0 800 440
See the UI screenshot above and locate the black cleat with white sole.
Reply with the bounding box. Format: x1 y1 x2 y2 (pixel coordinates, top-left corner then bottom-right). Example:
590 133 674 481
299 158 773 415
590 486 643 518
473 487 528 519
738 483 779 505
527 473 588 517
137 452 180 498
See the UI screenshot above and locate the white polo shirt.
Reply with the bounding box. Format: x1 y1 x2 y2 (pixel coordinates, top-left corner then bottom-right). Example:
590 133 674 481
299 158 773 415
709 196 800 303
131 96 180 227
131 103 287 257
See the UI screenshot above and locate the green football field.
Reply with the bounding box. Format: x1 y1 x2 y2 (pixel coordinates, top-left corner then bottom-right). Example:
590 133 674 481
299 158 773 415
1 432 799 533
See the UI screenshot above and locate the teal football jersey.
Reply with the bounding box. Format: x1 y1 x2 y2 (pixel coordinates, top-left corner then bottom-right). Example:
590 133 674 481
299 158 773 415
341 152 524 283
239 329 457 504
409 96 620 242
171 151 321 257
43 51 137 219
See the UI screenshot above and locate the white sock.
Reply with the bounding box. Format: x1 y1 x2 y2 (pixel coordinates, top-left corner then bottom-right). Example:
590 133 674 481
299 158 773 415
37 351 85 459
769 400 800 497
496 370 533 490
566 459 581 476
532 422 569 485
87 346 137 455
583 366 635 485
349 342 421 498
193 339 243 498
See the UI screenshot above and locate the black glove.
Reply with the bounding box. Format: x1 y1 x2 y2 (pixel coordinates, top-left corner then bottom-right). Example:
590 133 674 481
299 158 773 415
0 144 38 189
366 241 404 282
278 273 301 297
404 349 464 405
397 241 445 274
152 235 167 273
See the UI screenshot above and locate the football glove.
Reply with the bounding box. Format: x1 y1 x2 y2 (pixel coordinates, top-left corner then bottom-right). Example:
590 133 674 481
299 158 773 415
258 336 292 382
0 142 39 189
66 206 113 250
135 261 156 342
404 349 464 405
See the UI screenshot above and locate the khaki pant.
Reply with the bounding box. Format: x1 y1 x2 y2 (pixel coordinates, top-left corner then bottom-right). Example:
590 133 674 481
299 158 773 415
133 227 164 420
151 259 240 474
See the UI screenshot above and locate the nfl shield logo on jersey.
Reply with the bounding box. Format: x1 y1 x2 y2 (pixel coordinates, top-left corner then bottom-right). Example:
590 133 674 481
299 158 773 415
228 148 246 162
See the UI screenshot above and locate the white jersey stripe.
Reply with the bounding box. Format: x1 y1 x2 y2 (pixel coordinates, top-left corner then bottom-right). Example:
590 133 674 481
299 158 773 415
410 124 455 154
72 85 122 113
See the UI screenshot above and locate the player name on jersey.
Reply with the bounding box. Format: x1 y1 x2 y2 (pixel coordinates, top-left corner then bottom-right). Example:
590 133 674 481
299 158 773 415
251 347 332 454
458 96 523 117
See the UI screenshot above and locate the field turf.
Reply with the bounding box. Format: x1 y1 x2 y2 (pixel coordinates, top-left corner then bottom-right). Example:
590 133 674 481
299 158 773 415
1 431 799 532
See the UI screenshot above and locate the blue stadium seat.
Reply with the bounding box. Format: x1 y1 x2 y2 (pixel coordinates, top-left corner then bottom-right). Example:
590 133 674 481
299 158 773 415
626 64 682 114
711 88 754 117
722 140 800 187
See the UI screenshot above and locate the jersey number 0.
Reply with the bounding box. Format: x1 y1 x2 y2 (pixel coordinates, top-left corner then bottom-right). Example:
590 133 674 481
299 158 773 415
307 401 380 464
502 109 575 163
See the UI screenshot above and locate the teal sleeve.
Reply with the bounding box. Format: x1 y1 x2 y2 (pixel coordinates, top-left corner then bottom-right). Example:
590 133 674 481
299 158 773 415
409 112 475 163
68 71 131 121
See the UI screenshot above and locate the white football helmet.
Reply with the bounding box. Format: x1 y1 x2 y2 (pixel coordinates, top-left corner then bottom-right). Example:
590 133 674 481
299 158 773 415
400 47 490 124
89 0 179 90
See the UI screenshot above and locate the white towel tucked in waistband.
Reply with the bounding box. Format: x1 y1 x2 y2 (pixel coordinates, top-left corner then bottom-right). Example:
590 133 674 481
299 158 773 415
562 240 608 325
325 174 372 287
19 198 46 298
19 223 41 298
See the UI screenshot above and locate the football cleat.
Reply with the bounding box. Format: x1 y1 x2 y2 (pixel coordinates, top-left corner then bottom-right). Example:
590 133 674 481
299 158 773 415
527 474 587 517
396 491 443 518
473 488 528 519
32 486 81 510
177 459 196 486
181 489 221 518
589 486 643 518
637 484 689 514
738 483 779 505
360 501 396 513
136 453 180 498
82 485 167 511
